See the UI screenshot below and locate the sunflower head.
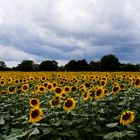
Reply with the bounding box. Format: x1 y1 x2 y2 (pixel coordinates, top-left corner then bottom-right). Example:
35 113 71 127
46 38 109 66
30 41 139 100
134 78 140 87
54 87 62 95
82 92 90 101
29 98 40 108
112 85 121 93
63 97 76 111
8 86 15 94
29 108 43 123
22 84 29 93
94 87 105 100
120 111 135 126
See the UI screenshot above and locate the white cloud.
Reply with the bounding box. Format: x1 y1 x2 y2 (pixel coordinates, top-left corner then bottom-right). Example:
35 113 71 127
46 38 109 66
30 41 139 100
0 0 140 67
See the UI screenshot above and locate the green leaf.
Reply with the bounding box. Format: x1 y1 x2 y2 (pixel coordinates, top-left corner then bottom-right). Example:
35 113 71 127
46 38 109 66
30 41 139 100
114 131 126 138
0 117 5 125
118 100 126 106
28 127 40 139
2 129 28 140
106 122 118 128
126 131 137 137
69 130 78 137
51 121 62 126
103 132 115 140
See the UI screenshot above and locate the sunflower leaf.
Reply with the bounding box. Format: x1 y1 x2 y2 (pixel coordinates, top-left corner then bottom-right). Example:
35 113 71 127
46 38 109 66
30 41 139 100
103 132 115 140
0 117 5 125
106 122 118 128
126 131 137 137
28 127 40 139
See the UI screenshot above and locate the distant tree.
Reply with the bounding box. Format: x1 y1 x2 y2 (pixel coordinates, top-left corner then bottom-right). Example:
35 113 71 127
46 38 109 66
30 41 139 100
0 61 7 71
120 63 139 71
59 66 65 71
65 59 88 71
39 60 58 71
76 59 88 71
136 64 140 71
16 60 34 71
33 64 40 71
88 61 100 71
100 54 120 71
65 60 77 71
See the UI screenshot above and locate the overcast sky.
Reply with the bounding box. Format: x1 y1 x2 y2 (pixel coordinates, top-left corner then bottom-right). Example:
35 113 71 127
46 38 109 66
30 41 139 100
0 0 140 67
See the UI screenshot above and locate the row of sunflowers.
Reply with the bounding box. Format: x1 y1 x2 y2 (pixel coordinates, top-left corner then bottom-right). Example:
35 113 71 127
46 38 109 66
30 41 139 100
0 72 140 140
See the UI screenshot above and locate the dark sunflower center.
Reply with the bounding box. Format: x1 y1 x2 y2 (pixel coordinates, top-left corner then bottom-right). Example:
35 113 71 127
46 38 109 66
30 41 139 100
52 99 59 106
31 100 38 105
62 93 66 97
65 87 69 92
44 83 47 87
122 113 131 121
53 83 57 87
1 91 7 94
23 86 28 90
104 89 108 94
65 100 72 108
55 96 59 101
84 93 87 98
40 87 44 91
135 79 140 85
96 89 102 96
35 86 38 90
42 77 45 80
55 88 61 93
120 84 124 89
31 109 39 118
15 80 18 83
9 87 15 92
1 81 4 84
71 86 76 91
101 81 105 86
85 83 90 87
113 86 119 92
48 85 52 89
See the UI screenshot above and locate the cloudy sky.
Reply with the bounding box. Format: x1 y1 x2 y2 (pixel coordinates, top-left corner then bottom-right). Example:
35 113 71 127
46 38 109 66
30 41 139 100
0 0 140 67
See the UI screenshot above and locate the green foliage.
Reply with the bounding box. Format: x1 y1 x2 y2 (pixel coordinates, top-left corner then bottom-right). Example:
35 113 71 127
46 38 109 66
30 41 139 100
0 86 140 140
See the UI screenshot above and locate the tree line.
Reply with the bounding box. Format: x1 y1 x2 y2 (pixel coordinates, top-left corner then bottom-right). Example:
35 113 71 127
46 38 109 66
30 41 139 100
0 54 140 71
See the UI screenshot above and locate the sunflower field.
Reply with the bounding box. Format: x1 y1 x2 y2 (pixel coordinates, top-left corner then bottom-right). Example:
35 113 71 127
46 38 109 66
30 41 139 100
0 72 140 140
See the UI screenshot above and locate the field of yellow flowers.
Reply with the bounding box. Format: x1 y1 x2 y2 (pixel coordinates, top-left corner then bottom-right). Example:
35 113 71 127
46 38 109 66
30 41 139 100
0 72 140 140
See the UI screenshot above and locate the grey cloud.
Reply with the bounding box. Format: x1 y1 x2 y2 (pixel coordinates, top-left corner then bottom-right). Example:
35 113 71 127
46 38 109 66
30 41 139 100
0 0 140 67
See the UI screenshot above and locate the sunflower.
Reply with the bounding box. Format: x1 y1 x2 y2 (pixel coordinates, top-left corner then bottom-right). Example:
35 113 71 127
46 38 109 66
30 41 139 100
38 85 45 93
134 78 140 87
0 80 5 86
54 87 63 95
112 85 121 93
63 86 71 93
71 86 77 92
43 82 48 89
22 84 29 93
8 86 15 94
29 98 40 108
52 81 58 88
29 107 43 123
63 97 76 111
82 92 90 101
99 80 107 87
120 111 135 126
49 95 61 108
7 78 13 84
104 89 109 95
94 87 105 100
0 90 7 95
47 83 53 91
